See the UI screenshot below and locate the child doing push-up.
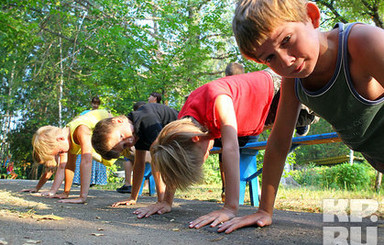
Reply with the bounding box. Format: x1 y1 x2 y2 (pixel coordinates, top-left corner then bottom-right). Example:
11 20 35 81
220 0 384 234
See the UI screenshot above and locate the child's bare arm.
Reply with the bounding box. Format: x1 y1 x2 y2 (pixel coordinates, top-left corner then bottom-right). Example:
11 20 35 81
112 149 147 207
190 95 239 229
149 140 166 202
151 164 165 202
59 125 92 204
219 78 300 233
41 153 67 197
55 153 77 199
21 168 54 193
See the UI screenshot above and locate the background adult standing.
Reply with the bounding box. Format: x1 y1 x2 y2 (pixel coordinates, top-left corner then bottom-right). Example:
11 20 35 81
148 92 162 104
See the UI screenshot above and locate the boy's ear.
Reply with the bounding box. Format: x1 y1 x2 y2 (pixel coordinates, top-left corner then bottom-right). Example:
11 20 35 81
56 136 66 142
111 117 124 124
306 2 320 28
191 136 200 143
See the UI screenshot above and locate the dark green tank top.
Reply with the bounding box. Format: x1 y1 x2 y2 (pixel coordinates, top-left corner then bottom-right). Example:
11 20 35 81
295 23 384 165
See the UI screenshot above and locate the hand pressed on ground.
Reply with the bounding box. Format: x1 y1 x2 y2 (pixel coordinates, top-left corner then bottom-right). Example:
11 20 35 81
40 190 57 197
111 198 136 207
20 188 38 193
59 197 86 204
133 201 171 218
217 209 272 234
189 207 236 229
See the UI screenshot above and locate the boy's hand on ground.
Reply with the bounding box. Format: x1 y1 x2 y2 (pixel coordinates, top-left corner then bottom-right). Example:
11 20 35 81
40 190 57 197
133 201 171 218
55 192 69 199
20 188 38 193
58 197 86 204
111 199 136 207
189 207 236 229
217 209 272 234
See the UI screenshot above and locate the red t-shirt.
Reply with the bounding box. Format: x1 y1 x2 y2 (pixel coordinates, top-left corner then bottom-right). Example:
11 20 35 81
178 71 274 138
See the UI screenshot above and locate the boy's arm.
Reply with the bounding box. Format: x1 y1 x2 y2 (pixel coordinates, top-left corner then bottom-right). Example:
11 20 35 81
218 78 300 233
148 139 165 202
112 149 147 207
21 167 54 193
41 153 68 197
190 95 240 229
59 125 93 204
55 152 77 199
151 161 166 202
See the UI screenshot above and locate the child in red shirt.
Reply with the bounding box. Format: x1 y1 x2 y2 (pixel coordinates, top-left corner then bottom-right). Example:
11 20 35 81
134 69 279 228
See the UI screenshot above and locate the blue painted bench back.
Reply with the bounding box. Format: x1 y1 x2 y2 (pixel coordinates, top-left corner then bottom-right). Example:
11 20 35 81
210 132 340 206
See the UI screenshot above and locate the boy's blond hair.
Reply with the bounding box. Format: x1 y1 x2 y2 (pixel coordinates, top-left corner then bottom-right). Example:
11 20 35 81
150 117 209 190
233 0 308 61
92 115 125 160
32 126 62 168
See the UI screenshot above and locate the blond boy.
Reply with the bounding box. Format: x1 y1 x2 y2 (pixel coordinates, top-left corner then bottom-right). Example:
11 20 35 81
220 0 384 233
23 109 116 203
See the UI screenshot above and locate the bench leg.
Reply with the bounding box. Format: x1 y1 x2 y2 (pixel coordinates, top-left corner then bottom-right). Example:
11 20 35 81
139 178 145 196
239 150 260 206
249 177 259 207
239 180 247 205
148 174 156 196
139 162 153 196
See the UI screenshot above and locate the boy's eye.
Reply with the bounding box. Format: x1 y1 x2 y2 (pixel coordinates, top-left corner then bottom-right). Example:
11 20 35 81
265 55 274 64
282 35 291 45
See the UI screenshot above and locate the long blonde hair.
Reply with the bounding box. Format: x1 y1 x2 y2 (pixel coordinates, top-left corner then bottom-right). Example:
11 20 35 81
151 118 209 190
32 126 62 168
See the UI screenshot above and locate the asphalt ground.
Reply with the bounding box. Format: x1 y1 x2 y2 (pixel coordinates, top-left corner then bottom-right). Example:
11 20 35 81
0 179 383 245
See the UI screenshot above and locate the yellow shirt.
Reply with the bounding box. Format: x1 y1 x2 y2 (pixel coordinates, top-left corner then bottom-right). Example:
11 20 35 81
66 109 116 167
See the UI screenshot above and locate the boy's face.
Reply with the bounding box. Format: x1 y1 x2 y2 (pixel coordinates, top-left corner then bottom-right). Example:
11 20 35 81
52 137 70 156
196 137 215 163
255 20 320 79
91 102 100 110
109 119 136 154
148 95 157 103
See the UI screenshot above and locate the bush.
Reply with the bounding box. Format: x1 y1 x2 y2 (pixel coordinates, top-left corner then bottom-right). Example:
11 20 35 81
107 163 121 184
203 154 221 184
290 162 376 191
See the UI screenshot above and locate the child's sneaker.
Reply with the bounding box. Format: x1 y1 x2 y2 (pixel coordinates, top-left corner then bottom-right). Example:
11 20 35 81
116 185 132 193
296 125 310 137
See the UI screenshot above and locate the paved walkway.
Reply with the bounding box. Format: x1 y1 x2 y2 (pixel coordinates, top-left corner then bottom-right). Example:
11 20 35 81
0 179 382 245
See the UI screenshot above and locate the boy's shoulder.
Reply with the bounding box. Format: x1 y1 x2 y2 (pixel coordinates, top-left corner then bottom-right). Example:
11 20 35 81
130 103 177 119
141 103 177 113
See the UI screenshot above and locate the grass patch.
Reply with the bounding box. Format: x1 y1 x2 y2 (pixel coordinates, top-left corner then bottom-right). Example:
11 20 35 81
276 186 384 218
0 190 50 218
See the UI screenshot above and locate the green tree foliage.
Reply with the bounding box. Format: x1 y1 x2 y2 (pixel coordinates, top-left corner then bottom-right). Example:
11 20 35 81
1 0 240 163
315 0 383 28
1 0 383 165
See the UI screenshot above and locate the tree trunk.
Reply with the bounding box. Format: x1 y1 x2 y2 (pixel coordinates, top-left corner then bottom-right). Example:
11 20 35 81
1 60 16 158
58 34 64 127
